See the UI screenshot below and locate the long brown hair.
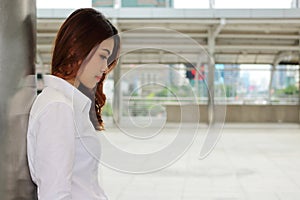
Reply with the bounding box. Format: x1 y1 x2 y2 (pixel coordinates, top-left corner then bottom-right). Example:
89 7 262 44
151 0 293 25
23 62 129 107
51 8 120 130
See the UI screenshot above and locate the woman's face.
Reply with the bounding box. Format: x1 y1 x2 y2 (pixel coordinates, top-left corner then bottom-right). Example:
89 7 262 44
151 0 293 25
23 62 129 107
78 38 114 89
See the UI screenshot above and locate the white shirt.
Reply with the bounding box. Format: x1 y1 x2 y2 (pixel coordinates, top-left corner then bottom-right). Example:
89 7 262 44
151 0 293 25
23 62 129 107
27 75 108 200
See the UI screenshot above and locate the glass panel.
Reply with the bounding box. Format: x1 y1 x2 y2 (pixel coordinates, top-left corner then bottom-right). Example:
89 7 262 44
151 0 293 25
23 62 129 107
215 64 273 104
271 65 299 105
108 64 201 119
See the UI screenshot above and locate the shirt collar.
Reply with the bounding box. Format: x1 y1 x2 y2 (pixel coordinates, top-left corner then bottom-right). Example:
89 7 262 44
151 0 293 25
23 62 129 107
43 75 91 113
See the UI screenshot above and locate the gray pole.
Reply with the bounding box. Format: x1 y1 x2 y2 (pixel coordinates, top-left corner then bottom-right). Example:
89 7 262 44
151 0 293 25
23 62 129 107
113 59 122 125
268 65 275 103
207 28 215 124
0 0 37 199
112 19 122 125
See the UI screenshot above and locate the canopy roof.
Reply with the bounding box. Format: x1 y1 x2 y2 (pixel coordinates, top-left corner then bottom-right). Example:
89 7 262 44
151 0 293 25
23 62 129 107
37 8 300 67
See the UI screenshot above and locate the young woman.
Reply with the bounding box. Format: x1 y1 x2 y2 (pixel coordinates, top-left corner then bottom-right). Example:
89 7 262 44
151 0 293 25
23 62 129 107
27 8 120 199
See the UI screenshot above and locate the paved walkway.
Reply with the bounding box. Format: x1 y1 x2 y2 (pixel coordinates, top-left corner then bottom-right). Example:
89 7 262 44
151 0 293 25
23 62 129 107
99 123 300 200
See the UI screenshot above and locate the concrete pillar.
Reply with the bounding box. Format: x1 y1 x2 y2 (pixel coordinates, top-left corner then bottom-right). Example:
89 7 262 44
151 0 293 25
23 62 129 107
113 59 122 124
0 0 37 199
207 28 215 124
269 65 275 103
112 20 122 125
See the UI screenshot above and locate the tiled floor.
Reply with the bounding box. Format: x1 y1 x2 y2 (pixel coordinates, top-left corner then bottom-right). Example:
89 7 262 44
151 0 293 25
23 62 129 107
99 123 300 200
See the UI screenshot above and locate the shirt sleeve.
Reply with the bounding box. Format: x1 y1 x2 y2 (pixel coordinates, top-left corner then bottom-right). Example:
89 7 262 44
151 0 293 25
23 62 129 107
35 102 76 200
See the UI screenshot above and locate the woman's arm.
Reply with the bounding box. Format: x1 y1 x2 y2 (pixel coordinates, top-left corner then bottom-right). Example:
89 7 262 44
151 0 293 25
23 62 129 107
35 102 75 200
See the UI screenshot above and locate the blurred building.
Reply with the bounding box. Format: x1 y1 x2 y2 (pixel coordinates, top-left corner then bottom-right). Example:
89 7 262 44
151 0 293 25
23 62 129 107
223 65 240 85
241 72 250 93
92 0 174 8
273 69 287 89
92 0 114 7
121 64 170 96
122 0 173 7
291 0 300 8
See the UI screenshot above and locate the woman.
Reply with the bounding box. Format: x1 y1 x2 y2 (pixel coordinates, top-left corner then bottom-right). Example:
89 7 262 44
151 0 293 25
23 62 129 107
27 8 120 200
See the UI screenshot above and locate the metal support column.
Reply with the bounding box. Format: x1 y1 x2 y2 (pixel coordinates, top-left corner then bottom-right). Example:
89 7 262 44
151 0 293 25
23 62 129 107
0 0 37 199
268 65 275 103
113 58 122 125
195 59 200 97
207 28 215 124
207 19 225 124
112 20 122 125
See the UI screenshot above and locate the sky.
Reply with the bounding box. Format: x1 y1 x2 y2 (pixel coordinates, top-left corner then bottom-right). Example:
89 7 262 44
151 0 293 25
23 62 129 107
37 0 294 9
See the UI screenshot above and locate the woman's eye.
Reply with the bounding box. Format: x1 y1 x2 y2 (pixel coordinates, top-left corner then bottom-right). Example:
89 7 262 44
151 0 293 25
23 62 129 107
100 55 107 60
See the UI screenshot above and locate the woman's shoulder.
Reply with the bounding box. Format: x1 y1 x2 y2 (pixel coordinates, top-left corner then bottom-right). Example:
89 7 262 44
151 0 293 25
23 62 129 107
30 87 73 119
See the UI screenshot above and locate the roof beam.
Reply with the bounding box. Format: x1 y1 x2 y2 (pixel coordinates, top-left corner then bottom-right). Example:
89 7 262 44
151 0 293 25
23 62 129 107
37 44 300 52
218 34 300 39
37 8 300 19
273 51 298 66
212 18 226 39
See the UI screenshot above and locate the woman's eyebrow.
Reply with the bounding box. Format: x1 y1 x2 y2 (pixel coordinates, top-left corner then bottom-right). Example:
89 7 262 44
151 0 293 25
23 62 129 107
101 48 111 55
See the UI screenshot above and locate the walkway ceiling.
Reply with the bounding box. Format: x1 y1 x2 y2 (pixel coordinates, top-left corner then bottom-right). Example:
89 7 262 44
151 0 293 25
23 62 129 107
37 8 300 69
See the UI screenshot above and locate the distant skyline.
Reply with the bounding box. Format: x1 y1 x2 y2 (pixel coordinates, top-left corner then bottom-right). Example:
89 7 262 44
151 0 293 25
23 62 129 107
37 0 293 9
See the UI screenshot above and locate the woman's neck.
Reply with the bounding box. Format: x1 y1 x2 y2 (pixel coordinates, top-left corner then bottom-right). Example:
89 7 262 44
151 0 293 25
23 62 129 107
66 78 80 88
